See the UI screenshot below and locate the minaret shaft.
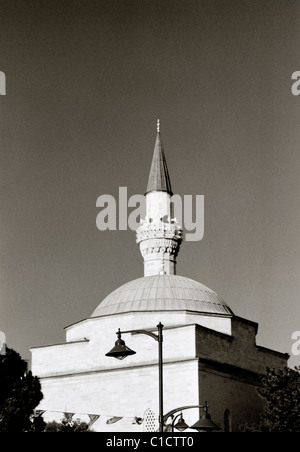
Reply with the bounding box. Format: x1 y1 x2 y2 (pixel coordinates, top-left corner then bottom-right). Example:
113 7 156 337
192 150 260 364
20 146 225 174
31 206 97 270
136 122 182 277
146 192 173 222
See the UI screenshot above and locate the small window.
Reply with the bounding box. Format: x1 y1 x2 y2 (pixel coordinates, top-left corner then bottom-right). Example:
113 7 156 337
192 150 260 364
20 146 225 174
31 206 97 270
224 409 232 432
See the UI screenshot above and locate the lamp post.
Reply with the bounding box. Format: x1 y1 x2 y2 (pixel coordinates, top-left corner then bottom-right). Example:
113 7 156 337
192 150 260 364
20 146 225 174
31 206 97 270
164 402 220 432
106 322 164 432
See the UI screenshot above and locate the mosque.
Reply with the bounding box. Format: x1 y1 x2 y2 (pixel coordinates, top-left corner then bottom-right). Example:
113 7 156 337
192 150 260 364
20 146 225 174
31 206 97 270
31 122 288 432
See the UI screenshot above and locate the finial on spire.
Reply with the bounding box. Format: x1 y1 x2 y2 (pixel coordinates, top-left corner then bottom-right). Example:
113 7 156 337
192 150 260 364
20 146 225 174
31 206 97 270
157 118 160 133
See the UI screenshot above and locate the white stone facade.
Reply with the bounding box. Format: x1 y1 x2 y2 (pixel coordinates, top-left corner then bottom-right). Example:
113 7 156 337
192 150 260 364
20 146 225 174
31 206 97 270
31 312 202 431
31 309 287 431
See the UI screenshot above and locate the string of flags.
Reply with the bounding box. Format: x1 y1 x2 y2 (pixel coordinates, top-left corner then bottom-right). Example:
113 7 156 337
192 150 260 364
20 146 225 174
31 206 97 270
32 409 144 429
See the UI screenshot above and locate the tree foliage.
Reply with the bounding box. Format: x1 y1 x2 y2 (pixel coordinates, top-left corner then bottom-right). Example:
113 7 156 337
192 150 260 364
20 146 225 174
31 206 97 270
0 347 44 432
44 417 92 432
241 366 300 432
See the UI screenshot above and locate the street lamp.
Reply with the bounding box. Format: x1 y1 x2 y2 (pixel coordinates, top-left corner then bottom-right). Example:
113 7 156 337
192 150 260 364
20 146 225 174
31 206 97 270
172 413 189 432
164 402 220 432
189 403 220 432
105 328 136 360
106 322 164 432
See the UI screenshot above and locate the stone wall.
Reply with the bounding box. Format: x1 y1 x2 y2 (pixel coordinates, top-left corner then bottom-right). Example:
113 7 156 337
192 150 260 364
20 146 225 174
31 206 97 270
37 359 199 432
195 316 288 374
31 312 288 431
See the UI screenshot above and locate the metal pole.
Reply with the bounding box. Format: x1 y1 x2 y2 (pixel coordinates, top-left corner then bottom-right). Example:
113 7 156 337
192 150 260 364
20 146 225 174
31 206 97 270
157 322 164 432
171 413 182 432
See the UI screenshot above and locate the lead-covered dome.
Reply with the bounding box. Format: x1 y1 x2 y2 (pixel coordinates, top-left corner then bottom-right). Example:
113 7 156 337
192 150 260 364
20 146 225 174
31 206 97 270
91 274 233 318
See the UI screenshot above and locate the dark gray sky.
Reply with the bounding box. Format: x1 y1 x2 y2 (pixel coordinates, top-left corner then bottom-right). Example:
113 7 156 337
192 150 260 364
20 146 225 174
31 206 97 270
0 0 300 368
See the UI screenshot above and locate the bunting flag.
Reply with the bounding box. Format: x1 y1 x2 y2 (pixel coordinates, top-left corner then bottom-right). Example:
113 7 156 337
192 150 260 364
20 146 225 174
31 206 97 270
30 410 45 423
132 416 143 425
33 410 45 418
106 416 123 424
88 414 100 429
63 412 75 424
34 409 146 427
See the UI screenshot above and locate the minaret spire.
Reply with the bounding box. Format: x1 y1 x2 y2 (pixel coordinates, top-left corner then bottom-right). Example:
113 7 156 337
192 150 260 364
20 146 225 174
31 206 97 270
146 120 172 196
136 121 182 277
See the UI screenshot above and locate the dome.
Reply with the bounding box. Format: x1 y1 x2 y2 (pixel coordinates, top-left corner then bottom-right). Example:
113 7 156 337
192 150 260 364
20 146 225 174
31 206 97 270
91 274 233 318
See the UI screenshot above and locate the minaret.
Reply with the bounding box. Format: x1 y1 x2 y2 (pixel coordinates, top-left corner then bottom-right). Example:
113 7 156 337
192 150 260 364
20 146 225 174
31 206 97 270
136 120 183 276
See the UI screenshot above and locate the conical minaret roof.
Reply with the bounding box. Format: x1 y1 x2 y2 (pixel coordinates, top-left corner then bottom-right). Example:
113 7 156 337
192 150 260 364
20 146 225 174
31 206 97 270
145 120 172 195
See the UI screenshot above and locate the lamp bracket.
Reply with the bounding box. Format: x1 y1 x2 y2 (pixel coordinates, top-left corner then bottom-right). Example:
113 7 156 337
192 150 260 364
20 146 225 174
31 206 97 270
120 329 159 342
163 404 207 423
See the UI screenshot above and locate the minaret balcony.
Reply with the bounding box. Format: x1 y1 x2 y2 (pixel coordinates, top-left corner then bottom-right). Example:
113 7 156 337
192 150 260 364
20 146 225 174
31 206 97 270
136 219 183 244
